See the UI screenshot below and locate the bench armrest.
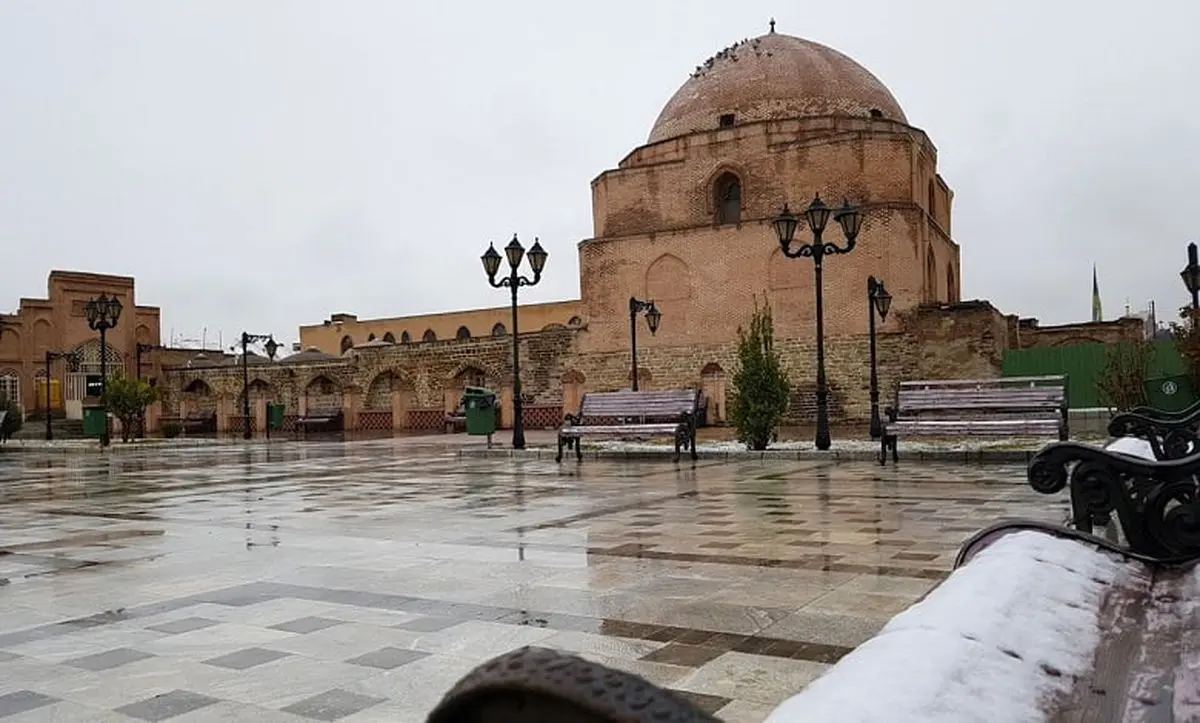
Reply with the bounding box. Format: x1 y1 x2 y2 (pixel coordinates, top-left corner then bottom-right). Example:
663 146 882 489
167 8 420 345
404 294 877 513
561 412 582 427
1027 441 1200 561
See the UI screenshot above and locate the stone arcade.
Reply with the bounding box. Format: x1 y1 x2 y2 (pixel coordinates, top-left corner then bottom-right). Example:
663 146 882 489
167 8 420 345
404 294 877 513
155 28 1141 435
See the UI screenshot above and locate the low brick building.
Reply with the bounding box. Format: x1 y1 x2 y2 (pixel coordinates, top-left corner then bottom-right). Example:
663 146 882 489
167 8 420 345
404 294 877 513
158 26 1140 434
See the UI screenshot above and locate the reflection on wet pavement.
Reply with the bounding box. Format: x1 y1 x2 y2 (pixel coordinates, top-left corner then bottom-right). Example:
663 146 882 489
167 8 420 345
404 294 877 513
0 439 1066 721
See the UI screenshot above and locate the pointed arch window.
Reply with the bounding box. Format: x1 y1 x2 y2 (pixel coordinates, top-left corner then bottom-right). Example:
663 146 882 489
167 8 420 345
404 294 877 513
491 322 507 336
924 249 938 304
400 331 411 344
928 179 937 223
422 329 437 343
456 326 471 340
340 335 354 354
947 264 958 303
713 172 741 225
382 332 396 343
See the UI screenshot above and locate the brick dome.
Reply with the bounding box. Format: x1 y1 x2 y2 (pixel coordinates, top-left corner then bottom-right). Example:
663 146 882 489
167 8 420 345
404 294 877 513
648 30 907 144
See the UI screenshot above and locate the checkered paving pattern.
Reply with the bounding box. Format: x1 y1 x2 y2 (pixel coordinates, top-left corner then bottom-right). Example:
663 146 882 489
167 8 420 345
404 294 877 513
0 439 1066 721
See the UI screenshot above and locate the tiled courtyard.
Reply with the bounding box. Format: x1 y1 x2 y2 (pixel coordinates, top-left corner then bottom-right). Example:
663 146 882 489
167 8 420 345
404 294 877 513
0 439 1065 722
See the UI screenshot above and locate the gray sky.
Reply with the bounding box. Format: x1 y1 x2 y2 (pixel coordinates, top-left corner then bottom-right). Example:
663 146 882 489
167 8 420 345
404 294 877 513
2 0 1198 348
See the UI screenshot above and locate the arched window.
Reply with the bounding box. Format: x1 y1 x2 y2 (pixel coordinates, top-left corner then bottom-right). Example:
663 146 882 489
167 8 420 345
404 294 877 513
713 172 741 225
567 316 583 327
456 326 471 340
927 179 937 223
924 248 938 304
382 332 396 343
400 331 411 344
422 329 437 343
367 333 376 342
340 335 354 354
947 264 957 303
491 322 507 336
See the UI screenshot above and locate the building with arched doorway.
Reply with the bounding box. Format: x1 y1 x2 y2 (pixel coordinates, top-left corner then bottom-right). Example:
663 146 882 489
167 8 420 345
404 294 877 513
0 271 166 421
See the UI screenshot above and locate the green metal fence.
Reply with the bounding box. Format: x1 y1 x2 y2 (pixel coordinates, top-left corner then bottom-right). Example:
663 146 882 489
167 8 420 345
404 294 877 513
1002 340 1190 409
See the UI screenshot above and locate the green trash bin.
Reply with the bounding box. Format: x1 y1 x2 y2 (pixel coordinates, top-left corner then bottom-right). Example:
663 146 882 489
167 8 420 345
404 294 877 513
267 403 285 431
82 406 107 437
1143 375 1197 414
461 387 498 436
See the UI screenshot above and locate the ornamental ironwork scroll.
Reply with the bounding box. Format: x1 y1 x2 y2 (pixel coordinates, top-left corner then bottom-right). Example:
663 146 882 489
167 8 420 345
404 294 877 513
1027 441 1200 563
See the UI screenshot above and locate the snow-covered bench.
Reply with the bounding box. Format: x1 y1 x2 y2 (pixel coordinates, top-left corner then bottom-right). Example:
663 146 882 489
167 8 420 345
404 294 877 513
763 524 1199 722
1107 400 1200 460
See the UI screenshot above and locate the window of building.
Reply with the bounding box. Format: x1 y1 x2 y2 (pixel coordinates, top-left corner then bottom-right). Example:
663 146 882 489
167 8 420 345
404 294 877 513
367 333 376 342
718 113 736 128
340 335 354 354
869 108 884 118
928 179 937 222
422 329 437 342
0 372 19 408
714 172 741 225
491 322 507 336
382 332 396 343
947 264 957 303
400 331 411 344
456 326 471 340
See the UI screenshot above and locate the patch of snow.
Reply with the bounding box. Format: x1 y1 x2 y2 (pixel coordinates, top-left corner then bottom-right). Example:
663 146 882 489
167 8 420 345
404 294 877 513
585 437 1081 454
764 531 1128 723
1103 436 1157 461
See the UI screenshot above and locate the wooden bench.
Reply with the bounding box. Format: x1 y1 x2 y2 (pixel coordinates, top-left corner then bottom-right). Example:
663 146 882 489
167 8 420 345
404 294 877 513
879 375 1069 465
1107 399 1200 460
445 406 466 434
556 389 700 463
295 409 344 436
181 410 217 435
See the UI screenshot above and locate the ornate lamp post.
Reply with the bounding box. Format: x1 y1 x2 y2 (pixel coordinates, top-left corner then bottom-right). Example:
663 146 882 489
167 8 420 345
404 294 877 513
866 276 893 440
482 234 548 450
773 195 863 451
84 293 123 447
43 350 79 441
239 333 279 440
628 297 662 391
1181 242 1200 316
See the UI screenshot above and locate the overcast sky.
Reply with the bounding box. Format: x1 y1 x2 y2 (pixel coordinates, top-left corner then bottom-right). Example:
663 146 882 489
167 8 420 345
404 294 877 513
2 0 1198 348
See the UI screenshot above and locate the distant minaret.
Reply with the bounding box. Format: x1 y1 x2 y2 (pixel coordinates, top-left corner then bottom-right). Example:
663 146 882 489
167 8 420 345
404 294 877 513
1092 265 1103 322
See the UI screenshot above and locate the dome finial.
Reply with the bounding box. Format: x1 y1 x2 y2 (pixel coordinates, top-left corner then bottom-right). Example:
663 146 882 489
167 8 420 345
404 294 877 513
769 18 776 33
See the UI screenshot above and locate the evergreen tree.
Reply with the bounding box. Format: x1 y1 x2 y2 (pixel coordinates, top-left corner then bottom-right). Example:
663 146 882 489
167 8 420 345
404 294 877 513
729 300 791 450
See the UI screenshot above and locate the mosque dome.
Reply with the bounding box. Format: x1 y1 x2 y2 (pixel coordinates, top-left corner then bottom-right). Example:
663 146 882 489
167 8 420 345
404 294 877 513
647 27 907 144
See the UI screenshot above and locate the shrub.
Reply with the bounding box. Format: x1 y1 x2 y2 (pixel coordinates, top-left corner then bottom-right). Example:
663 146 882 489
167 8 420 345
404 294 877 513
0 394 22 441
728 300 791 450
100 374 159 443
1096 337 1155 412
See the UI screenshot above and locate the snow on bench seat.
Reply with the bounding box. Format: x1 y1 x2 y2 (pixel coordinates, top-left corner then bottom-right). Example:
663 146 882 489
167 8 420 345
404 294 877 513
1103 435 1157 461
764 531 1130 723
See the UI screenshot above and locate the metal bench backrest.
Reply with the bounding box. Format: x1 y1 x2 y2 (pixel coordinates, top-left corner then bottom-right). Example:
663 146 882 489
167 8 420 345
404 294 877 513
896 376 1067 416
578 389 699 421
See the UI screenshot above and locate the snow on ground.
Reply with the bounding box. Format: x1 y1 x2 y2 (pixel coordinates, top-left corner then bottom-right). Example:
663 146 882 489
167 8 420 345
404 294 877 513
584 437 1096 454
763 531 1128 723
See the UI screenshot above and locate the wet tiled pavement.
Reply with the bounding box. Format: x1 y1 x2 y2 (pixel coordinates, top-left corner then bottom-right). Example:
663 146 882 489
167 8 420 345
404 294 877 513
0 439 1066 721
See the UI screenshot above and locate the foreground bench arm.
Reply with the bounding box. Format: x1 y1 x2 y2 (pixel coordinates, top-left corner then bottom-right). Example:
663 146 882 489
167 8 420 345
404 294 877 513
426 646 718 723
1107 404 1200 460
1027 442 1200 562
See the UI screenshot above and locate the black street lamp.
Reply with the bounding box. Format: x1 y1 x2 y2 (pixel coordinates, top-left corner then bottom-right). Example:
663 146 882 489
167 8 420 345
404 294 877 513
43 350 79 441
135 343 164 438
239 332 280 440
866 276 893 440
482 234 548 450
773 195 863 451
1181 242 1200 315
85 293 123 447
628 297 662 392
